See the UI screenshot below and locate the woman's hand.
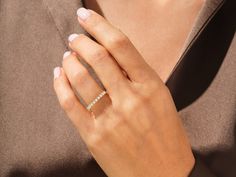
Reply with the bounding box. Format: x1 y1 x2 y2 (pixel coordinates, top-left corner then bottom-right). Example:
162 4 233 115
53 7 195 177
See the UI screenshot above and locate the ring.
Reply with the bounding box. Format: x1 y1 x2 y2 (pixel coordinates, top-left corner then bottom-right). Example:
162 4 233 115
86 91 107 111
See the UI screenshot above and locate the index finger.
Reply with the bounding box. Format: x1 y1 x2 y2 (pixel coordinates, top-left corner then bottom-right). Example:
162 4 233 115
76 8 156 83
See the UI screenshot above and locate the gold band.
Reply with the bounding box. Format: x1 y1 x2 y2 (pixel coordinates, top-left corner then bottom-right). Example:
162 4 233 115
86 91 107 111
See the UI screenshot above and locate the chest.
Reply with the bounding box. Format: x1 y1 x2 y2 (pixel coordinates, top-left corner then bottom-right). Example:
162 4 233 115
84 0 204 82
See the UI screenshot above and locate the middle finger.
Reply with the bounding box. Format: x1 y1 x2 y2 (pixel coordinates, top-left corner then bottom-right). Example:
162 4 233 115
68 33 129 98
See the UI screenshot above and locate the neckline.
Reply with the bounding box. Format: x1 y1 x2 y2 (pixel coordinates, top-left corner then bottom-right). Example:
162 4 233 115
164 0 225 85
43 0 229 111
165 0 235 111
43 0 225 80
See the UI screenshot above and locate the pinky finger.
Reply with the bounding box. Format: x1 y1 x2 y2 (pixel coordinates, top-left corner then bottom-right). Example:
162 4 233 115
53 67 94 138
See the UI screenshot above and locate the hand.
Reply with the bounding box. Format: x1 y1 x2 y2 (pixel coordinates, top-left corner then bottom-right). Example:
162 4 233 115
53 7 195 177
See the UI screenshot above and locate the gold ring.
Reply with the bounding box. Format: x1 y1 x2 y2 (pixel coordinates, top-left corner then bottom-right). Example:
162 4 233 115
86 91 107 111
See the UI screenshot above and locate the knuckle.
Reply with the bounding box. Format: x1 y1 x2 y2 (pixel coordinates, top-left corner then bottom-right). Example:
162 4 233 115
89 48 109 65
87 132 107 151
108 32 129 51
143 79 165 98
72 69 89 87
60 94 76 112
123 95 145 114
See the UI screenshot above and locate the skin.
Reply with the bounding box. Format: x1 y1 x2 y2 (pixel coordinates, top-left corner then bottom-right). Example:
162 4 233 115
84 0 205 82
53 8 195 177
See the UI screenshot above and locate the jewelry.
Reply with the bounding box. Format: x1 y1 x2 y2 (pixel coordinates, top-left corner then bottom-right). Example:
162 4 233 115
86 91 107 111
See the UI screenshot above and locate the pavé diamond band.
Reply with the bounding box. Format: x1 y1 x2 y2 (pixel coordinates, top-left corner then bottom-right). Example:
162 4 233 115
86 91 107 111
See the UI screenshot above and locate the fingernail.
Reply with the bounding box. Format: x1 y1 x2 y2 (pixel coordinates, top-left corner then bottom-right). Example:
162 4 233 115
63 51 71 59
68 33 79 42
54 67 61 79
77 8 91 21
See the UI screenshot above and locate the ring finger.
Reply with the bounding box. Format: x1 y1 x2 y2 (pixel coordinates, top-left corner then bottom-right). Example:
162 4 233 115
62 51 111 116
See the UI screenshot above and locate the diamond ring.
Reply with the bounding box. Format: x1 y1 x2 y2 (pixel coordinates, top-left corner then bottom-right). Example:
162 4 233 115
86 91 107 111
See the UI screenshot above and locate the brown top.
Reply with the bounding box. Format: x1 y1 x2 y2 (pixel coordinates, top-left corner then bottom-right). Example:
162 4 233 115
0 0 235 177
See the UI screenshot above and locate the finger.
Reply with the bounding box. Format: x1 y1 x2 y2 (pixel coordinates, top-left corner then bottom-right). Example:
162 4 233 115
68 33 128 98
53 66 93 138
76 7 156 83
62 51 112 116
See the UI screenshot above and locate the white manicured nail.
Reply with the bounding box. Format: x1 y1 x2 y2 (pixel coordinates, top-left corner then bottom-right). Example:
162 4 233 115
77 8 91 21
63 51 71 59
68 33 79 42
54 67 61 79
